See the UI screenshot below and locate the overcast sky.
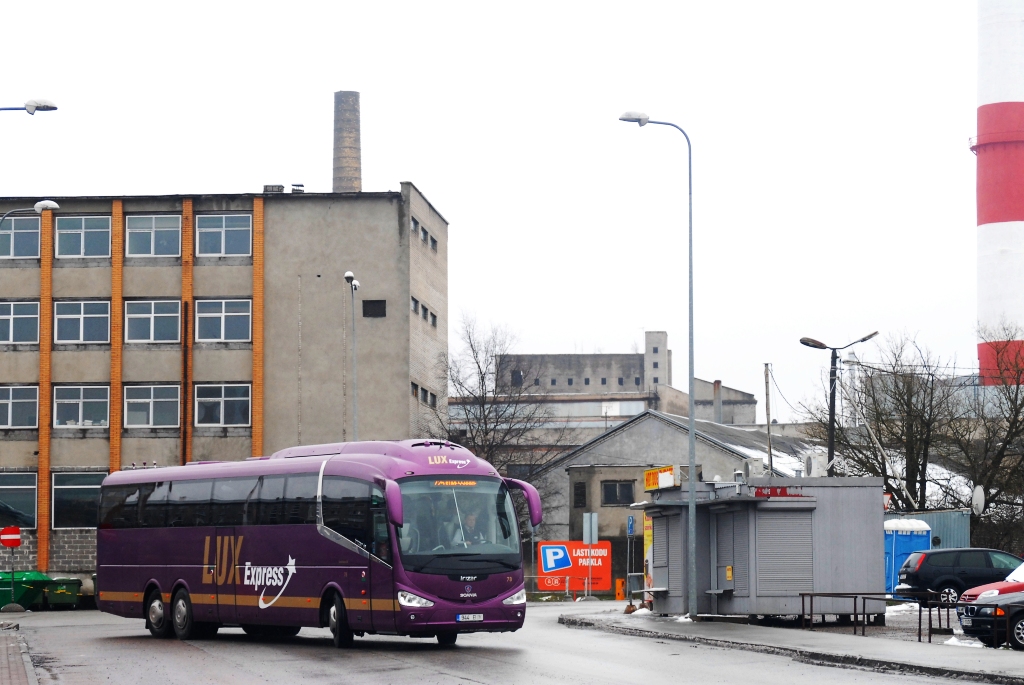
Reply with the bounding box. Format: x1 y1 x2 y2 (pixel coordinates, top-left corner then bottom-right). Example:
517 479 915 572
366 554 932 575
1 1 978 422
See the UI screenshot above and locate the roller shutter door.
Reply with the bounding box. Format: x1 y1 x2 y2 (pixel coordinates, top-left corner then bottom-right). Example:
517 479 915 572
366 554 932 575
734 511 750 595
756 510 812 593
668 515 683 596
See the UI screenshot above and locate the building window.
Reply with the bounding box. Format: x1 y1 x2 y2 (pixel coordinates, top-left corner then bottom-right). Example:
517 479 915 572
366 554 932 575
0 216 39 258
635 377 640 386
54 386 109 427
196 299 251 341
551 379 556 386
53 473 106 529
56 216 111 258
195 384 250 426
568 378 574 386
511 370 523 387
601 378 607 385
126 300 180 342
0 302 39 343
601 481 634 506
55 301 110 343
125 385 180 427
362 300 386 318
653 361 659 369
420 387 428 404
506 464 536 480
126 215 181 256
0 474 36 528
430 313 437 327
0 386 37 428
411 382 419 398
573 482 586 509
430 236 437 251
196 215 252 256
412 217 419 233
618 378 624 386
429 392 437 408
421 227 429 243
533 378 540 386
653 377 659 384
411 297 419 314
584 378 590 385
422 306 429 321
653 346 658 354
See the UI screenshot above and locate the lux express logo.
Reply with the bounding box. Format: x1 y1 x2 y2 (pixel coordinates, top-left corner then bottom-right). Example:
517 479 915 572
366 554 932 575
428 455 472 469
201 535 297 609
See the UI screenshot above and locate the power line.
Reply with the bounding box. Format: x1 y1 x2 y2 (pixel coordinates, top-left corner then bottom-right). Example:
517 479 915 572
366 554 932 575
768 366 800 416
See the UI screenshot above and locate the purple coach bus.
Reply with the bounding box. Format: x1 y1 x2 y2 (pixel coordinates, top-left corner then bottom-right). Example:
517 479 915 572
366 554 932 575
96 440 541 647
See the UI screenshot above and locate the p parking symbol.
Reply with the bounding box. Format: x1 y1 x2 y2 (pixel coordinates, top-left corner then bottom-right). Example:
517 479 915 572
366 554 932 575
541 544 572 573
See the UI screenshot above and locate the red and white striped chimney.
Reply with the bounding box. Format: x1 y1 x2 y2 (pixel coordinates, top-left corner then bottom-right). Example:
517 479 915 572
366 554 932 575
975 0 1024 382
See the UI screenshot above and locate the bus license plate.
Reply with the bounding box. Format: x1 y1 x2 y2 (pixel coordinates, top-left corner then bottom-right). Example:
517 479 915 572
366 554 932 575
457 614 483 622
961 618 972 627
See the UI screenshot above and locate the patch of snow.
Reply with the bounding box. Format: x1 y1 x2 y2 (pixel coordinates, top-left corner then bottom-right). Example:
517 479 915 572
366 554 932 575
675 614 693 623
627 608 652 616
886 603 918 615
944 636 984 648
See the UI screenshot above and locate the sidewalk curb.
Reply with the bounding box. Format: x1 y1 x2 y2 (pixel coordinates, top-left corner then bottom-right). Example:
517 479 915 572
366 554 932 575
558 615 1024 685
18 636 38 685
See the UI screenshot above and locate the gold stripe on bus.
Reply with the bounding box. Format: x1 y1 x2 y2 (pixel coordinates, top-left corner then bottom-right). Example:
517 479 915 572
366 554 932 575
98 591 142 602
371 599 399 611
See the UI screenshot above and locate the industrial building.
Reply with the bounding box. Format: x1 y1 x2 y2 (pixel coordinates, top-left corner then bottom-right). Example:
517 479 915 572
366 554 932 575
0 92 449 586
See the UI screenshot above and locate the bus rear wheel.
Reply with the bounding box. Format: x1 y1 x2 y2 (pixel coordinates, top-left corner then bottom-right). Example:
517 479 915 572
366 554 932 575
330 594 354 648
145 591 173 638
171 589 218 640
436 632 458 647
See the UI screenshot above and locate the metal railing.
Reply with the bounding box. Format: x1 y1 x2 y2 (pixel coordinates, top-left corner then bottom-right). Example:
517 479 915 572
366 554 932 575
799 590 955 642
524 575 596 599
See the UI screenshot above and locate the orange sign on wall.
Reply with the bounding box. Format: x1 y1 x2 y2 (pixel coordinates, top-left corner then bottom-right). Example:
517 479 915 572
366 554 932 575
536 541 612 591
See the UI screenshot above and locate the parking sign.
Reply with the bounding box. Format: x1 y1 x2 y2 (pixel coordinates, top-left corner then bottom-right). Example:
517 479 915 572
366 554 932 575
627 515 635 536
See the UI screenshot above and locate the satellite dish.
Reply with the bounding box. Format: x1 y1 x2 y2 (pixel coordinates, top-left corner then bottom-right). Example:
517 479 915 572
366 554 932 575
972 485 985 516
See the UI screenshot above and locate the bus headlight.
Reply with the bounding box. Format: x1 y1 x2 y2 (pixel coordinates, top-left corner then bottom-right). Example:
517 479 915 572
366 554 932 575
502 589 526 605
397 591 434 608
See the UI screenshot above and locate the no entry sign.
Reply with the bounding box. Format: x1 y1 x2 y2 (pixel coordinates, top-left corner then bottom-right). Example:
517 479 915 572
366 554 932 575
1 527 21 548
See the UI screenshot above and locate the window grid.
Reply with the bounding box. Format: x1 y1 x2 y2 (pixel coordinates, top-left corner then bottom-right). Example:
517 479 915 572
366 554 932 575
430 236 437 252
124 385 180 428
126 215 181 257
0 386 38 428
411 297 419 314
195 215 252 256
125 300 181 343
56 216 111 258
195 384 251 427
54 301 110 343
52 472 106 529
0 474 37 529
53 386 110 428
0 216 40 259
0 302 39 344
195 299 252 342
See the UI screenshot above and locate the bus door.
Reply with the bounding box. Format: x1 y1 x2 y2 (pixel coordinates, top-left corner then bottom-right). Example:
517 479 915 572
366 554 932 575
215 528 240 624
369 496 396 633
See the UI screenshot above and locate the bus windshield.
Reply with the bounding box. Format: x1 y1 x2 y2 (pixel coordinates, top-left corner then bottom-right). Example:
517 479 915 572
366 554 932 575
396 476 521 575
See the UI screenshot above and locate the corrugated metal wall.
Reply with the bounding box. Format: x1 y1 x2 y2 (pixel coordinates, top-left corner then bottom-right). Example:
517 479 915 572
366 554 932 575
884 509 971 549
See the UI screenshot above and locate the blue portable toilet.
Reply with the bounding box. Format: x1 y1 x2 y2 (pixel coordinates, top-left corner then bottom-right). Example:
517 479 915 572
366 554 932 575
884 519 931 594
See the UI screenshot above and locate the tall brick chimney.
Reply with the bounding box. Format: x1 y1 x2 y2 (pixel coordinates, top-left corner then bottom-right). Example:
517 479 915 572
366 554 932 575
333 91 362 193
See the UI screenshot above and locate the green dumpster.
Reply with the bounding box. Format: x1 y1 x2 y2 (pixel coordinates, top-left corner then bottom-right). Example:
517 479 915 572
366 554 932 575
45 578 82 609
0 571 51 608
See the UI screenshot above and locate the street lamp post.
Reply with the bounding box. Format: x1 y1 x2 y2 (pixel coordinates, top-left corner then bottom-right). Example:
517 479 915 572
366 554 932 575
619 111 698 619
800 331 878 475
0 200 60 234
345 271 361 441
0 100 57 115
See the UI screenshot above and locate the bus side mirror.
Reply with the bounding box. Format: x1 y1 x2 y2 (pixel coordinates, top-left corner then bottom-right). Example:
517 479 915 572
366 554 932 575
505 478 543 528
384 480 403 527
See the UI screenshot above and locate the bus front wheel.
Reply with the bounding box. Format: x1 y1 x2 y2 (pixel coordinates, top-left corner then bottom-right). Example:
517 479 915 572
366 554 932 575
436 632 458 647
330 594 354 648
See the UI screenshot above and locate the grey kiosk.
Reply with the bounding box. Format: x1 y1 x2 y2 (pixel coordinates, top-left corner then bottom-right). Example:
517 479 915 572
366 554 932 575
633 476 885 620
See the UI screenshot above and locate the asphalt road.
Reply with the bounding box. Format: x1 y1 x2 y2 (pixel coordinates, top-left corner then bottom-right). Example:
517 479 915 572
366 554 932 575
19 602 958 685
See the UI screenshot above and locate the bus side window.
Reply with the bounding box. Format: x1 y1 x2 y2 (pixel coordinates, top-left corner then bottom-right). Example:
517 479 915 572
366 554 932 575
99 485 140 529
283 474 318 525
167 480 212 527
257 475 286 526
371 486 390 563
139 482 169 528
322 476 371 548
212 477 259 526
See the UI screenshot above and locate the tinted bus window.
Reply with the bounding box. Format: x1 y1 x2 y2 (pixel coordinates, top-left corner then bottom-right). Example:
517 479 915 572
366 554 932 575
212 477 259 526
257 475 286 525
167 479 213 527
140 482 169 528
322 476 371 546
99 485 140 529
284 474 318 525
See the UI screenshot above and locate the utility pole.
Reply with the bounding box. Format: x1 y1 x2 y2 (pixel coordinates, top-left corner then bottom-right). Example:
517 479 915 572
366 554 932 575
764 363 773 477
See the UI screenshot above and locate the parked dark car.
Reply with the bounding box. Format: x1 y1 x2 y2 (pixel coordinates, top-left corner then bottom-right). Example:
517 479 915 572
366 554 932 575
895 548 1023 605
956 590 1024 648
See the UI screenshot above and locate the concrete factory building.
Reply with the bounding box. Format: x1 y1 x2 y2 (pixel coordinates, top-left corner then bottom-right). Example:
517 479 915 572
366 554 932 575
0 92 449 582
